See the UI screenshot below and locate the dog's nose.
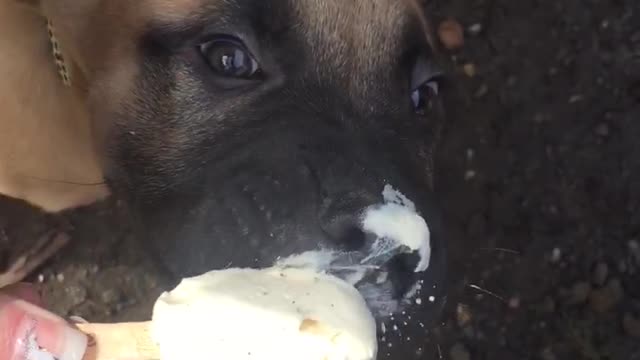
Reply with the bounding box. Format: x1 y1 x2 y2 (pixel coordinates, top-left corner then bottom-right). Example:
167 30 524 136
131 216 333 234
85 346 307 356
284 185 442 320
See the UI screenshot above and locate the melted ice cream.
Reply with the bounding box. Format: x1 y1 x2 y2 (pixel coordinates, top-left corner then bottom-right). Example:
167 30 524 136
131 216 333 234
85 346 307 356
361 185 431 272
151 267 377 360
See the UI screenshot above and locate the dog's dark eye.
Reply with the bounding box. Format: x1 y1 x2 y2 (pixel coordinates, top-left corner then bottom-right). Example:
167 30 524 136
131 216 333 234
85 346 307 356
411 79 440 115
410 58 442 115
200 38 260 79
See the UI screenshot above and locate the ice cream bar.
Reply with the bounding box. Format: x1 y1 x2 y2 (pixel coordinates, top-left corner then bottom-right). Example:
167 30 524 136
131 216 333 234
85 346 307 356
75 266 377 360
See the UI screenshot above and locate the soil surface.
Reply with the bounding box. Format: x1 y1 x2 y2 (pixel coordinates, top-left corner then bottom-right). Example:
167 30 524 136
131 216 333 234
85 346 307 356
2 0 640 359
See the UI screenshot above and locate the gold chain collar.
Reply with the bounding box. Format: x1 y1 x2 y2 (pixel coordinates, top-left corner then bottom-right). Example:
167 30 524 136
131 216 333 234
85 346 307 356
45 19 71 87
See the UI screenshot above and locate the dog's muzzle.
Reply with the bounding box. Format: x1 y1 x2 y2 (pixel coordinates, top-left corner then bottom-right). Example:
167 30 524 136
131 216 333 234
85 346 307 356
123 121 446 359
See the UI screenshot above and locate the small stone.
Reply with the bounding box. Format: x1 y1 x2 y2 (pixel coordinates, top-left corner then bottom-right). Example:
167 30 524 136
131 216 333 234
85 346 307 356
449 342 471 360
473 84 488 98
592 262 609 286
438 18 464 50
563 282 591 305
466 148 475 161
468 23 483 35
569 94 584 103
550 248 562 263
462 63 476 77
623 313 640 338
56 273 65 282
64 285 87 307
508 297 521 309
464 170 477 180
100 288 122 305
456 303 473 327
541 347 557 360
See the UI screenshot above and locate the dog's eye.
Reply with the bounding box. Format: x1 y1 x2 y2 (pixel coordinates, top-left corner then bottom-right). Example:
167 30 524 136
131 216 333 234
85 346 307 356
200 38 260 79
411 79 440 115
410 58 443 115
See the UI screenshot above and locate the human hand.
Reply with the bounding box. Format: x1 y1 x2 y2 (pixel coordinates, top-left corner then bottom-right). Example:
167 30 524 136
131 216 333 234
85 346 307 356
0 283 87 360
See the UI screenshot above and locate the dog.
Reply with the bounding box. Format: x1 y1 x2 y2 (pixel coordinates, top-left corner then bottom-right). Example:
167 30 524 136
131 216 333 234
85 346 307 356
2 0 447 357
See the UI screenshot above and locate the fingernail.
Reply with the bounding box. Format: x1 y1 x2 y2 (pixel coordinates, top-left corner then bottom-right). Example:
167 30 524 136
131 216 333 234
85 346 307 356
58 326 88 360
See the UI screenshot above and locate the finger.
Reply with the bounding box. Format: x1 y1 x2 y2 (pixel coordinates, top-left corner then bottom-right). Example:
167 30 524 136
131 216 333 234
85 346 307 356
3 282 43 307
0 294 87 360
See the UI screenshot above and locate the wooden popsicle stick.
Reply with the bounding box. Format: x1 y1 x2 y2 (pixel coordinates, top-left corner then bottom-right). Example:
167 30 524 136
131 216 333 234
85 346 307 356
75 322 160 360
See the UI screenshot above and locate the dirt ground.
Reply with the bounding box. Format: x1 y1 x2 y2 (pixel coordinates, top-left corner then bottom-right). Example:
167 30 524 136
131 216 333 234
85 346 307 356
2 0 639 359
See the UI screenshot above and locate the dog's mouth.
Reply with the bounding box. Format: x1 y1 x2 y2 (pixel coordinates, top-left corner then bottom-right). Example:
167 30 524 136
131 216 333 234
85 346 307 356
122 143 447 360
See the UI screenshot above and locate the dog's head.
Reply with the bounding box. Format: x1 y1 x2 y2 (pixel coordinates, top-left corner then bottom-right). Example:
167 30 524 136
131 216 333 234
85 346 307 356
40 0 447 354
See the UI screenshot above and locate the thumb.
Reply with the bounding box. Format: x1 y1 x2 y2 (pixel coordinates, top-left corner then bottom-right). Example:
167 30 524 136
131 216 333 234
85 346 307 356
0 293 87 360
3 283 43 307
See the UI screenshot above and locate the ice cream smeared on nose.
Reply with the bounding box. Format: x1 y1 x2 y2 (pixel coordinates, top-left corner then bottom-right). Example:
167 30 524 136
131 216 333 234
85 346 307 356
276 184 432 281
361 185 431 272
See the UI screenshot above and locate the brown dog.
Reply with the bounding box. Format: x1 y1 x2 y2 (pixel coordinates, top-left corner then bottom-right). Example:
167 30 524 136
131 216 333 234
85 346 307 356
1 1 447 354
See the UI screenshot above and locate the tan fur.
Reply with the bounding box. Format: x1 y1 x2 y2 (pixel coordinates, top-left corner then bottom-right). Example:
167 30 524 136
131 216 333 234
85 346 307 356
0 1 108 212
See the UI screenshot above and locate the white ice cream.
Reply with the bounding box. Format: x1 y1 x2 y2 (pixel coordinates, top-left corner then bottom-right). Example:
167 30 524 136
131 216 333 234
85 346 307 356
361 185 431 272
151 267 377 360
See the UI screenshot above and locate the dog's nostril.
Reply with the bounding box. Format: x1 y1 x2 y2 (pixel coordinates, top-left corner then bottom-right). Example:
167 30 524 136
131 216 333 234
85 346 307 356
387 253 420 299
338 226 367 251
320 209 368 251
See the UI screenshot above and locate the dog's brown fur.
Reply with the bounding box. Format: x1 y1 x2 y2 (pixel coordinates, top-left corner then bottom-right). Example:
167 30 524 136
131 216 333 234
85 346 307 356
0 1 107 213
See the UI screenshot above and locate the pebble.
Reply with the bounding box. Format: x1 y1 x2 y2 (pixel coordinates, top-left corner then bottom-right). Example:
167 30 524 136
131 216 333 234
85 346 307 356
623 313 640 338
541 347 557 360
592 262 609 286
64 285 88 307
508 296 521 309
468 23 483 35
550 248 562 263
456 303 473 327
462 63 476 77
464 170 477 180
473 84 489 98
568 94 584 103
466 148 475 161
438 18 464 50
449 342 471 360
563 281 591 305
100 288 122 305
